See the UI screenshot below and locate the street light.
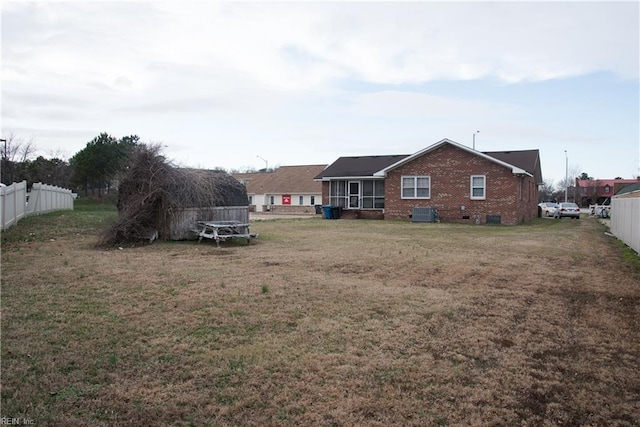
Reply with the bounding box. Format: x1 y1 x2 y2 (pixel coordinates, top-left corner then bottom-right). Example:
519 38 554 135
256 155 268 172
472 130 480 150
565 150 568 203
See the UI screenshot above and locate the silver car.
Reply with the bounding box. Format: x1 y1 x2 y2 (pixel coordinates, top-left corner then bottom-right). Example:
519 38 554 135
554 202 580 219
538 202 558 217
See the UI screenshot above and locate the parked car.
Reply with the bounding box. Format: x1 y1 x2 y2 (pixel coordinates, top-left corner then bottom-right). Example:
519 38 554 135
538 202 558 217
554 202 580 219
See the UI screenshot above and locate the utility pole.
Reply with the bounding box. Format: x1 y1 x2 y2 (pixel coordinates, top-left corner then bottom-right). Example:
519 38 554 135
564 150 568 203
1 139 6 184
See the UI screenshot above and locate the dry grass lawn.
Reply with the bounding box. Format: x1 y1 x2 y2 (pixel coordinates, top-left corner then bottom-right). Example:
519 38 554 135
1 205 639 426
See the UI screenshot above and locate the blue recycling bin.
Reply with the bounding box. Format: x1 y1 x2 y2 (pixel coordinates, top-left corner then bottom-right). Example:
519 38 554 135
322 205 333 219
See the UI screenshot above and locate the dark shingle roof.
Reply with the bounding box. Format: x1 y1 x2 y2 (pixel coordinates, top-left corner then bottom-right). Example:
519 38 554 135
314 155 409 179
317 141 543 183
616 183 640 196
483 149 542 184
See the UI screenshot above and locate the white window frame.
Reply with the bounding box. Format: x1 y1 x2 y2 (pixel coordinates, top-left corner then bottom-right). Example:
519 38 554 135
330 181 348 208
470 175 486 200
361 180 385 209
401 176 430 199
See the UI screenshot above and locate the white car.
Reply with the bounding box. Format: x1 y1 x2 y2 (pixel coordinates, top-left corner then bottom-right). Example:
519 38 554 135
538 202 558 217
554 202 581 219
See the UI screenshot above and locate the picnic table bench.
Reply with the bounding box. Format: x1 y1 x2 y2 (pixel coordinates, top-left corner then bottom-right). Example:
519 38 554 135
193 220 256 247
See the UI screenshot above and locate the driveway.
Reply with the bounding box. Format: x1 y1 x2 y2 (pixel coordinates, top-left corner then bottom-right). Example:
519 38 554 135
250 212 320 221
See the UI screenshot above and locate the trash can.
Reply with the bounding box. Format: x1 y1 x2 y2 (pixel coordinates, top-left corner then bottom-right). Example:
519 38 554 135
315 204 322 215
331 206 342 219
322 205 333 219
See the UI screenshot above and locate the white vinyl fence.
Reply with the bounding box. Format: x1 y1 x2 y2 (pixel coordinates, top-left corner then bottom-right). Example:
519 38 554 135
1 181 74 231
0 181 28 231
610 192 640 255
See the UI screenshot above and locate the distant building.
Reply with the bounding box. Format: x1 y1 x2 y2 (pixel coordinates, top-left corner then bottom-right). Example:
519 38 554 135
234 165 327 213
575 177 640 206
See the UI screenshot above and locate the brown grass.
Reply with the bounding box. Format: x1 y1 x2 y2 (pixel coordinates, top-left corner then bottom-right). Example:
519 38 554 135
2 213 639 426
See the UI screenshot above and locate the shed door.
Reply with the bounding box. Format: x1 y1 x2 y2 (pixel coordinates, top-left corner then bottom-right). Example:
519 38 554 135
349 181 360 209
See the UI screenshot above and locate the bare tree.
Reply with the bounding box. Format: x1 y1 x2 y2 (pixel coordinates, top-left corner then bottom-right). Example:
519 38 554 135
539 178 556 202
1 133 37 184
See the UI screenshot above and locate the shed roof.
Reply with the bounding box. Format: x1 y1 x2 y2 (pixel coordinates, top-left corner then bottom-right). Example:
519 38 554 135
615 182 640 196
235 165 326 194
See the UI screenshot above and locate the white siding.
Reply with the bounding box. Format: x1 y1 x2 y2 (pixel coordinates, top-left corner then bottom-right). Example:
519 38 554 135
611 193 640 254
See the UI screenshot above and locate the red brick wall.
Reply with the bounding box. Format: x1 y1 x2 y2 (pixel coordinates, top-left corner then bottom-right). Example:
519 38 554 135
340 209 385 220
321 181 330 205
384 144 538 225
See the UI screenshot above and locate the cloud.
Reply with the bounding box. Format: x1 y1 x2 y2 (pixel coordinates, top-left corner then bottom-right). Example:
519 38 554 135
340 90 513 120
4 2 636 96
1 1 637 181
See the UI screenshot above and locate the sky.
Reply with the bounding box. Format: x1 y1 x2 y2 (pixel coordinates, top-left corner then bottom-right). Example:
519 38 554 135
1 1 639 186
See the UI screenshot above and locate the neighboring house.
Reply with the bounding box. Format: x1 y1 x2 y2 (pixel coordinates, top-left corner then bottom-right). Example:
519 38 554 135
575 177 640 206
315 138 542 225
234 165 327 213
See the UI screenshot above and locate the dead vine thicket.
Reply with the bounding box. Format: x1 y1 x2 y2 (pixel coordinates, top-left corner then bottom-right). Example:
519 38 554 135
99 144 247 245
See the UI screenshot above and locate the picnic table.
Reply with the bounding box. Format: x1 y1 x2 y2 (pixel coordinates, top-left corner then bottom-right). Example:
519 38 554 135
194 220 256 247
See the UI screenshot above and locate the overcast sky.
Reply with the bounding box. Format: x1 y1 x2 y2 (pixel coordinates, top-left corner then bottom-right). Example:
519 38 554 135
2 1 639 184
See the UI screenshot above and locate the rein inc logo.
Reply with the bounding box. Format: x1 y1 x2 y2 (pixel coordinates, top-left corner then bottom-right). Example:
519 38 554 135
0 418 34 425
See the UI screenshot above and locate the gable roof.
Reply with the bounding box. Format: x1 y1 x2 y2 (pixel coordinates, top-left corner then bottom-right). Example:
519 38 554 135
375 138 533 178
234 165 326 194
314 155 409 180
616 182 640 196
576 178 640 188
482 149 543 184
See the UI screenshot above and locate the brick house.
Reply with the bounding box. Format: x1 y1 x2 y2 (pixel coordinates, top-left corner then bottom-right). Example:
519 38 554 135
575 177 640 206
234 165 326 213
315 138 542 225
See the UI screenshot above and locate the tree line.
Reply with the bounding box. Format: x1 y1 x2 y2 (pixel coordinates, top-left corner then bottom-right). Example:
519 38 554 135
1 132 141 196
2 131 595 202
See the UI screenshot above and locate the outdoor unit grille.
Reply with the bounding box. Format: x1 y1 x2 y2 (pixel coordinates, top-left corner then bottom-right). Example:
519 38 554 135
486 215 501 224
412 207 436 223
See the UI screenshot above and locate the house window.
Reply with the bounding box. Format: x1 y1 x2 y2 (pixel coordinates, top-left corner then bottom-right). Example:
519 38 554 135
362 180 385 209
604 185 610 193
269 195 275 205
330 181 347 208
470 175 486 200
299 195 304 205
248 195 253 205
331 180 384 209
402 176 430 199
310 195 315 205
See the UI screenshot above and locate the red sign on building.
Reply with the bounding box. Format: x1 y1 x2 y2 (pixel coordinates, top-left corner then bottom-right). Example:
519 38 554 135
282 194 291 205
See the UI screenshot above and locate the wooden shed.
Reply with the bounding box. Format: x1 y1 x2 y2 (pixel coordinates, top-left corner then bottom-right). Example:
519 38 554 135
102 145 249 245
169 206 249 240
